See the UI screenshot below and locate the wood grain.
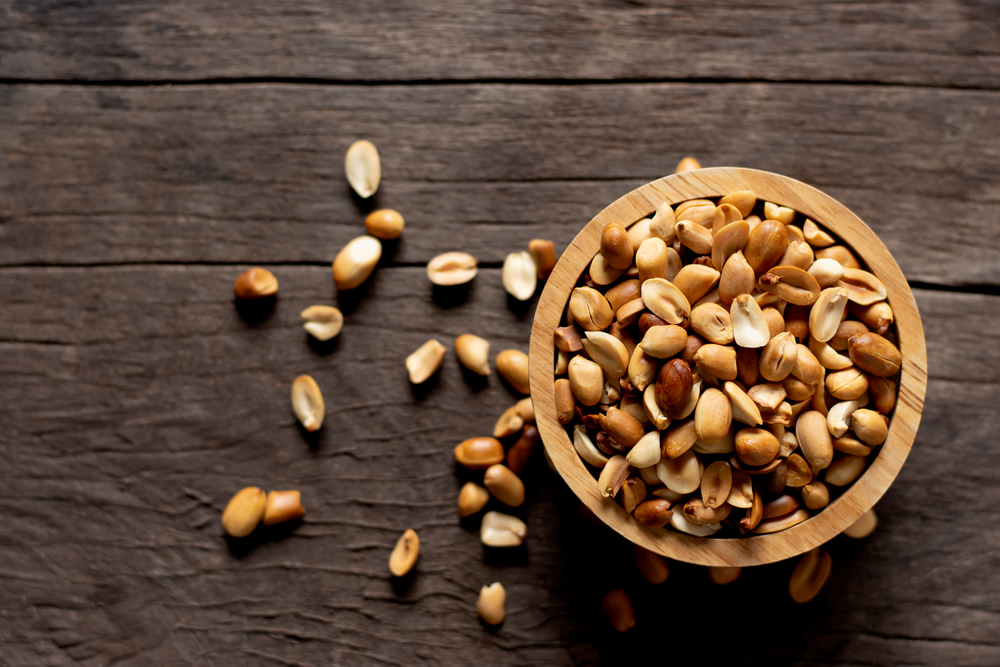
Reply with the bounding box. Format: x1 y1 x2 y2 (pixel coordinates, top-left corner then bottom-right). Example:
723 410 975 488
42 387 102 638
4 4 1000 660
3 83 1000 287
3 0 1000 89
0 261 995 664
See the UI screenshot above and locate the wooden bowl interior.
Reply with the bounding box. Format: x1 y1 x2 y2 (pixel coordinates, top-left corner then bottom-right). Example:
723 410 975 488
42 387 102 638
528 167 927 567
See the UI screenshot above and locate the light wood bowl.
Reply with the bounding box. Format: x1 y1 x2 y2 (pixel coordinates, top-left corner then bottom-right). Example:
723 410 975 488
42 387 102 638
528 167 927 567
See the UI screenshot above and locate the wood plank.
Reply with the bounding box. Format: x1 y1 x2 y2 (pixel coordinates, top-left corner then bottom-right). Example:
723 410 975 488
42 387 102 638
0 264 996 664
3 83 1000 287
3 0 1000 89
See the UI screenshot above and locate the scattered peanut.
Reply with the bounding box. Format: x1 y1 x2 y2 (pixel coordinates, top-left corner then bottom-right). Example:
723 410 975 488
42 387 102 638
458 482 490 518
291 375 325 432
602 589 636 632
455 334 490 375
388 529 419 576
484 464 526 507
332 235 382 290
503 251 538 301
789 548 832 603
529 239 557 280
843 508 878 538
263 490 306 525
406 339 447 384
233 267 278 299
427 252 478 286
364 209 404 240
480 511 527 547
345 139 380 198
221 487 267 538
300 305 344 341
477 583 507 625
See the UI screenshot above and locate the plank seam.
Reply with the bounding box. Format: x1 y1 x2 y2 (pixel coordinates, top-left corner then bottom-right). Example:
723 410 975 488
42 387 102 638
1 76 998 92
0 263 992 295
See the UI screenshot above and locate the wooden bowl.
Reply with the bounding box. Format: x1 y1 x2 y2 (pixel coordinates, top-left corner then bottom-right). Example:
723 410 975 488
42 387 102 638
527 167 927 567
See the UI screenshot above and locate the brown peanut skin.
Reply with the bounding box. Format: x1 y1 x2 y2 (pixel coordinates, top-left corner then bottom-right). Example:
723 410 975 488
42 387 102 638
744 219 788 274
634 499 674 529
600 221 634 270
655 359 693 412
507 425 539 474
638 312 670 337
599 408 645 449
555 379 575 425
734 428 780 467
848 332 902 377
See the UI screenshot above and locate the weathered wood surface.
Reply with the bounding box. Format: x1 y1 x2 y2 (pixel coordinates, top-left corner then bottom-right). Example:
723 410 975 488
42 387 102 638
3 83 1000 287
3 0 1000 89
0 263 998 665
4 0 1000 663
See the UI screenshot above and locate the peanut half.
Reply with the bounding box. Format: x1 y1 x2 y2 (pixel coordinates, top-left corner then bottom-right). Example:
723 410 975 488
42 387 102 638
528 239 557 280
477 583 507 625
301 305 344 341
234 268 278 299
496 349 531 394
427 252 478 286
221 487 267 538
365 209 404 240
480 511 527 547
345 139 380 198
458 482 490 518
789 548 832 603
484 464 526 507
389 529 419 577
263 490 305 525
406 339 447 384
291 375 325 432
503 251 538 301
455 334 490 376
454 437 505 470
333 235 382 290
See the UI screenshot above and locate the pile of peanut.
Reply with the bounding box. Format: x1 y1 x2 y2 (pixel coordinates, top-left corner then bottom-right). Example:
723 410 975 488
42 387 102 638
554 190 900 537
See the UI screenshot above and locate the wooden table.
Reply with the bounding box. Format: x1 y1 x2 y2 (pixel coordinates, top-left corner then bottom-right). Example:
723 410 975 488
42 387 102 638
3 2 999 665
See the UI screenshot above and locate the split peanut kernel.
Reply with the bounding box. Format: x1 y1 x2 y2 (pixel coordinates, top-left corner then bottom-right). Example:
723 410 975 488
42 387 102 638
389 529 419 577
234 268 278 299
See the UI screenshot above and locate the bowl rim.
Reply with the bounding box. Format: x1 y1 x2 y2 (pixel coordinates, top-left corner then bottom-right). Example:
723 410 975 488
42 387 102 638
527 167 927 567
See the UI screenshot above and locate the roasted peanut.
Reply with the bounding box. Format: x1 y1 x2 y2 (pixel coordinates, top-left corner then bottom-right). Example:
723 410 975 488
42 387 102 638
484 464 526 507
601 221 634 270
345 139 380 198
789 548 832 603
389 529 420 576
291 375 325 432
263 490 305 525
365 209 404 240
735 427 780 467
481 512 526 547
458 482 490 518
234 268 278 299
427 251 478 286
848 332 902 377
222 487 267 538
333 235 382 290
455 437 505 470
455 334 490 376
529 239 557 280
496 349 531 394
477 582 507 624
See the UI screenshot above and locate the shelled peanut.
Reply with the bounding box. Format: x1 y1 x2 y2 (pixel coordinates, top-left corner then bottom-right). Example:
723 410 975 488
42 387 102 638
554 192 900 537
